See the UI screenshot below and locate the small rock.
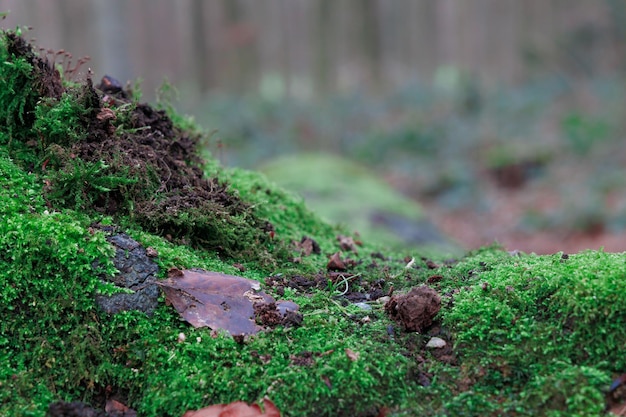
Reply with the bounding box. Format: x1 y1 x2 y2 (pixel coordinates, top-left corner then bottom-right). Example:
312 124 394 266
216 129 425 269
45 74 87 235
376 296 390 304
354 302 372 311
426 337 446 348
96 232 160 316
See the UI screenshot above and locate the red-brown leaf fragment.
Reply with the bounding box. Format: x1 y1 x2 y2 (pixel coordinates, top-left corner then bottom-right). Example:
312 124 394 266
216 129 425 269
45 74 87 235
182 398 280 417
157 270 276 336
327 251 347 271
345 348 360 361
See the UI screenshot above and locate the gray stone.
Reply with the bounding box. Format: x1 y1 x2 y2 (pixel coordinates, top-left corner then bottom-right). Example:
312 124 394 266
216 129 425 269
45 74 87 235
96 232 160 315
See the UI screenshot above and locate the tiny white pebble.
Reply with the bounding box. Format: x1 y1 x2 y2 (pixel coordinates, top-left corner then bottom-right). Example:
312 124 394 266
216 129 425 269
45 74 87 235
177 332 186 343
196 337 202 343
377 296 391 304
426 337 446 348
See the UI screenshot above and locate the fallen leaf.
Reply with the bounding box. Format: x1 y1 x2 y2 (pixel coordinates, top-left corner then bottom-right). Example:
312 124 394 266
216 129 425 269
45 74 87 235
337 235 358 253
105 399 137 416
168 267 184 277
157 270 276 336
105 399 129 413
609 402 626 416
96 107 116 122
345 348 360 361
182 398 280 417
327 252 347 271
296 236 321 256
425 260 440 269
426 274 443 284
376 407 390 417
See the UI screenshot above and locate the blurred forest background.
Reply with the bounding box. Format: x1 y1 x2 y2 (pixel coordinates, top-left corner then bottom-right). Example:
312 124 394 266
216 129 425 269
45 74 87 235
4 0 626 254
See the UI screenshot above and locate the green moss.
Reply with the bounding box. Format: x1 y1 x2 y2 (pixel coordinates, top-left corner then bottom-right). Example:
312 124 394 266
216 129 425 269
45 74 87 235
0 31 37 143
33 92 87 147
219 166 339 251
110 295 414 417
437 249 619 414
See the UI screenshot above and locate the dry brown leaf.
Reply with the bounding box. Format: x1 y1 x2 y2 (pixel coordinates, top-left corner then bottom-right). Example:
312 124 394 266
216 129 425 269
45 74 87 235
296 236 321 256
182 398 280 417
337 235 358 253
157 270 275 336
105 399 136 416
345 348 360 361
327 252 347 271
609 402 626 416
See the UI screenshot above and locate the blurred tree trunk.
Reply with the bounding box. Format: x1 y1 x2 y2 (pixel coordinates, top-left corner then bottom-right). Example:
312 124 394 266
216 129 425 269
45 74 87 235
412 1 438 80
315 0 333 95
605 0 626 72
436 0 458 66
57 0 72 50
191 0 212 92
358 0 382 91
223 0 258 94
91 0 132 82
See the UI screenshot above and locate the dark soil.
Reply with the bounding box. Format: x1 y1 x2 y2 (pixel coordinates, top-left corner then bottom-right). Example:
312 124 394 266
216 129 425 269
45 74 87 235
384 285 441 333
6 31 64 100
5 33 273 260
73 76 257 253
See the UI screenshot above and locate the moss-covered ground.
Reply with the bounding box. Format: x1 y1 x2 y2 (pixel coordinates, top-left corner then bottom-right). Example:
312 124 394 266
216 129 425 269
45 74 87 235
1 28 625 416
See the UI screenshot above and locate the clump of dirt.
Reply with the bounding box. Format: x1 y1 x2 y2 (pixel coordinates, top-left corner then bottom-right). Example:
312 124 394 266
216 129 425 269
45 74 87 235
290 351 318 367
254 301 303 328
384 285 441 333
3 31 274 261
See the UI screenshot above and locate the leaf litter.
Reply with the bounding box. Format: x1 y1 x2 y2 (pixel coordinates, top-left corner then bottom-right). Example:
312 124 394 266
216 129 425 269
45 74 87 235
157 269 300 336
182 398 280 417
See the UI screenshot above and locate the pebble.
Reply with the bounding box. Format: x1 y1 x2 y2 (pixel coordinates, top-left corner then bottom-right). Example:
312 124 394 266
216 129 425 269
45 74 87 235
425 337 446 348
354 302 372 311
377 296 391 304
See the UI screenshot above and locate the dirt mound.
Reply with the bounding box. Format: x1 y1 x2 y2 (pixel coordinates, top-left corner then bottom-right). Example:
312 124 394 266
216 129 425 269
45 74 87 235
2 32 273 260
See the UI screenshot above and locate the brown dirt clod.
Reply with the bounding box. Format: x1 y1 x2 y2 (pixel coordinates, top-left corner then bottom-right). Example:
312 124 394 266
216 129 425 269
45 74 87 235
384 285 441 333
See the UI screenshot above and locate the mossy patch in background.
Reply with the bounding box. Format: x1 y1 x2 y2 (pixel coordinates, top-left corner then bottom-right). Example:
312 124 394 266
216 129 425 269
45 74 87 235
260 152 462 258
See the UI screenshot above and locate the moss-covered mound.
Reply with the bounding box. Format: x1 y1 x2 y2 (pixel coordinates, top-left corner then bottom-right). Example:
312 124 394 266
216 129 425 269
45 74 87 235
1 28 625 417
260 152 462 258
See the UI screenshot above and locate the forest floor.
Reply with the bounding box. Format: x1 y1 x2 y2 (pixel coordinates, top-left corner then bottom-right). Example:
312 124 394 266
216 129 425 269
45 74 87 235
190 80 626 257
417 174 626 255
